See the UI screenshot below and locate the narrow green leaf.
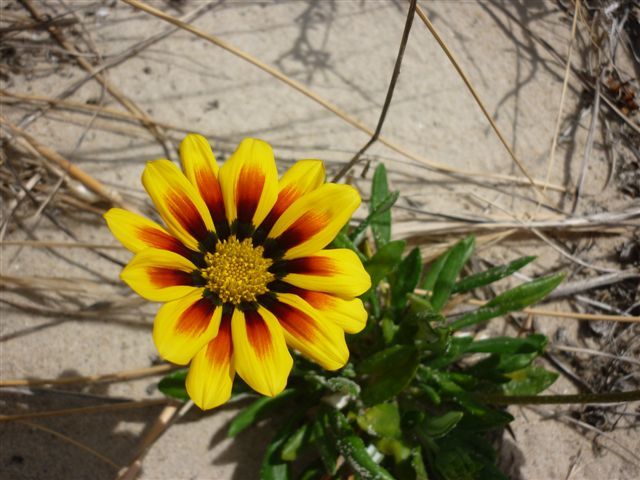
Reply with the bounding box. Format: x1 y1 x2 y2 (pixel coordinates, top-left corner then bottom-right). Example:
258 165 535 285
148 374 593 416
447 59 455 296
501 366 559 396
365 240 406 288
228 389 296 437
351 190 399 245
468 352 539 377
430 236 476 312
486 273 565 309
328 410 395 480
260 418 299 480
452 256 536 294
423 411 464 439
391 247 422 309
422 249 450 294
411 448 429 480
464 334 547 355
449 273 565 331
359 345 420 405
356 403 401 438
157 369 188 401
371 163 392 248
280 424 309 461
311 413 339 475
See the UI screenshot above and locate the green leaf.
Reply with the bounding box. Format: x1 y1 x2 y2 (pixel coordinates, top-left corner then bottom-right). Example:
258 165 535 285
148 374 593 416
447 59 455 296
375 437 412 463
371 163 392 248
434 447 483 480
418 369 513 428
328 410 395 480
260 417 300 480
411 448 429 480
311 413 339 475
423 411 464 439
381 316 399 344
424 335 472 368
452 256 536 294
281 424 310 461
430 236 476 312
358 345 420 405
356 403 401 438
228 389 297 437
422 249 450 294
365 240 406 288
351 190 399 245
501 366 559 396
157 369 188 401
449 273 565 331
391 247 422 310
464 334 547 355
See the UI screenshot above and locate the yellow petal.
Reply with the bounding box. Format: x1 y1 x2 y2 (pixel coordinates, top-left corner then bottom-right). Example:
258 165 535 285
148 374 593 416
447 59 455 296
104 208 189 256
153 288 221 365
282 248 371 298
179 134 228 234
186 315 234 410
218 138 279 230
291 289 367 334
142 159 214 251
262 293 349 371
120 248 197 302
231 307 292 397
267 184 360 259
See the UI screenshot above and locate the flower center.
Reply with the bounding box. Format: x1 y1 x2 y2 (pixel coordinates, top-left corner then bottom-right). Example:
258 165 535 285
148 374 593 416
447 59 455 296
202 236 274 305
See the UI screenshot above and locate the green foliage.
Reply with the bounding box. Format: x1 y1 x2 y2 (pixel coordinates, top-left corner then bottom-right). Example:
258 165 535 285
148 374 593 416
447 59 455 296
158 164 564 479
157 369 189 401
228 389 297 437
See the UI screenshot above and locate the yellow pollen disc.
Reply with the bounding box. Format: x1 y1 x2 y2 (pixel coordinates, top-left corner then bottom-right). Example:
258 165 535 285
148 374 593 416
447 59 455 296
202 236 275 305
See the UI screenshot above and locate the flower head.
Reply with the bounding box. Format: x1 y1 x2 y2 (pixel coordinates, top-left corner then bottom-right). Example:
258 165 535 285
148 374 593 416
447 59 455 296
105 134 371 409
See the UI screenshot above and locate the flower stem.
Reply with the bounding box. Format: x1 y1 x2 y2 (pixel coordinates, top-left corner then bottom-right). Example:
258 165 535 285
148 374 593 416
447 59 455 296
474 390 640 405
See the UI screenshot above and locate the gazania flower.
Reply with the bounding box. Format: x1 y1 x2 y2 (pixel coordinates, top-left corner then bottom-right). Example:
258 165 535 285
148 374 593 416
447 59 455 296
105 134 370 409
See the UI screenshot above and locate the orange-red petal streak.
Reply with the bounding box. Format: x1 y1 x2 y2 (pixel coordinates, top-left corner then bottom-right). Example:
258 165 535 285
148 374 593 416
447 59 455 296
176 297 217 337
236 166 266 225
147 267 194 289
244 309 273 360
166 190 209 243
269 210 330 257
138 226 191 257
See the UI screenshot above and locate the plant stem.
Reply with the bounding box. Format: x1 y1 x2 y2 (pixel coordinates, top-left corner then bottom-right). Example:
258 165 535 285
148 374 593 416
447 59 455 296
475 390 640 405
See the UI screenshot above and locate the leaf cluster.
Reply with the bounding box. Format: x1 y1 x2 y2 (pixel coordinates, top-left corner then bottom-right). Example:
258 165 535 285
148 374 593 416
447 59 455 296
159 164 563 479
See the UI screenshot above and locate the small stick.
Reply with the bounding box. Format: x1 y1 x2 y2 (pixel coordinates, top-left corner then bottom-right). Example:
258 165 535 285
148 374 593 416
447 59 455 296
17 420 120 469
2 116 131 210
550 344 640 367
0 364 177 388
18 0 172 158
121 0 566 191
540 0 580 205
414 3 546 201
332 0 416 182
0 240 123 249
465 298 640 323
0 399 172 423
115 401 193 480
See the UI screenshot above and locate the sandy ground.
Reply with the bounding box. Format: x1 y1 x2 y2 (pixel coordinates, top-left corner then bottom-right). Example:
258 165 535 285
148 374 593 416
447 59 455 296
1 1 639 479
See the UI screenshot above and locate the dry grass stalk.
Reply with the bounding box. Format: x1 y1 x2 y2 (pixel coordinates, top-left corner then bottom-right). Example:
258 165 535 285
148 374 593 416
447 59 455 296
0 364 178 388
0 398 172 423
121 0 566 192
